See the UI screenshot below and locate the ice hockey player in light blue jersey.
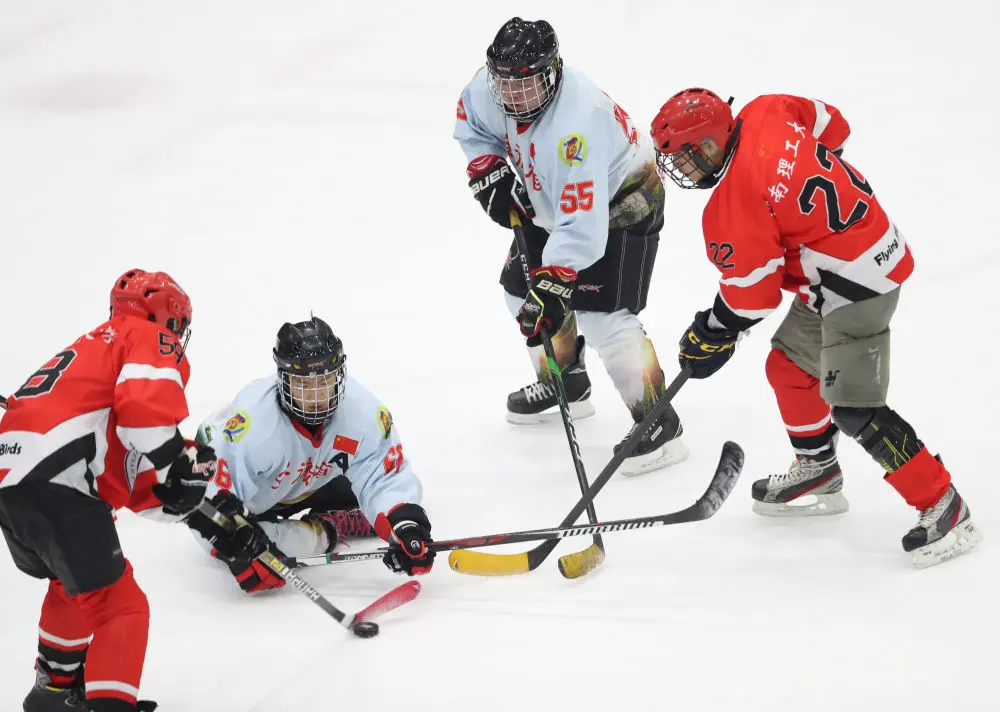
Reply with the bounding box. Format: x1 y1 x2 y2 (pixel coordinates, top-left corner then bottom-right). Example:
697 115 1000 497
187 316 434 593
453 17 688 476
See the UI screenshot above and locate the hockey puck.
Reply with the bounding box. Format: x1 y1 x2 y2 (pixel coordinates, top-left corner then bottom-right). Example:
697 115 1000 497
352 621 379 638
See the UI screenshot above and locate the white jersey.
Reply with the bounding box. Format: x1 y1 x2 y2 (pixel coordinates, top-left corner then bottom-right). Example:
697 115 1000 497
454 66 657 272
193 376 422 558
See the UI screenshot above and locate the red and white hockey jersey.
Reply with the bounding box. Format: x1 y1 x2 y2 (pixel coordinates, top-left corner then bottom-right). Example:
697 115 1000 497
703 94 913 330
0 316 191 514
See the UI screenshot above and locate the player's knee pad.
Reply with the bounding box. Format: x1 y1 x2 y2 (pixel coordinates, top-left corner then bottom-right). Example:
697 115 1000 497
830 406 875 438
832 405 923 473
75 561 150 630
765 347 816 390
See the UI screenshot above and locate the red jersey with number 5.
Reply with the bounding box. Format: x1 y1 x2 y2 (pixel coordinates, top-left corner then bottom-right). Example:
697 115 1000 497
703 94 914 330
0 316 191 513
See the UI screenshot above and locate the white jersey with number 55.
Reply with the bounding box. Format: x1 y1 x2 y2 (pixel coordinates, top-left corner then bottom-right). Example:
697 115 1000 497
454 66 656 272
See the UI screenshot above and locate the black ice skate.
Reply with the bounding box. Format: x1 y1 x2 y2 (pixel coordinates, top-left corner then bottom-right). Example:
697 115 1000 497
506 336 595 425
23 670 86 712
902 484 982 569
23 670 159 712
751 453 849 517
613 402 688 476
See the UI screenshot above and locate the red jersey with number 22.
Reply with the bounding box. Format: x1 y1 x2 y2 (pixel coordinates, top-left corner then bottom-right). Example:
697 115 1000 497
702 94 913 330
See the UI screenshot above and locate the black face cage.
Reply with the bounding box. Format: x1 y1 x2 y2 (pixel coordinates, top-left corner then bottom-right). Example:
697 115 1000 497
487 60 560 122
277 359 347 426
655 146 721 190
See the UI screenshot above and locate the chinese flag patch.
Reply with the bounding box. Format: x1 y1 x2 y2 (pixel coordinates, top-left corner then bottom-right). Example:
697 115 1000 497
333 434 359 456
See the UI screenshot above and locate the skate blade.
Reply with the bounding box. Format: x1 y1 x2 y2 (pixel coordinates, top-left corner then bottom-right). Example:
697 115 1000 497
617 438 689 477
506 400 595 425
752 491 850 517
911 518 983 569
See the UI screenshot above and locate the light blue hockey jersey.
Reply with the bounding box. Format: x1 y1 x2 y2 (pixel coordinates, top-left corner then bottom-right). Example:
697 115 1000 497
192 376 422 557
454 66 659 272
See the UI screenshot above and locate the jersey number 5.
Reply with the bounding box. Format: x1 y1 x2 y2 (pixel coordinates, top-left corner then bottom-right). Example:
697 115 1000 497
14 350 77 400
559 181 595 214
798 144 874 232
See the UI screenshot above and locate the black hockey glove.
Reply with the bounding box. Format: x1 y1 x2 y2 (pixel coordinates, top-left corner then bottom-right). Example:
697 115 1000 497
193 490 287 594
519 266 577 346
466 155 534 228
376 503 435 576
152 440 216 516
678 309 740 379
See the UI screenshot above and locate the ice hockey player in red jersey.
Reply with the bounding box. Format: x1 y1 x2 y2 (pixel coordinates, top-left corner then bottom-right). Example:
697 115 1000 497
650 89 981 568
0 269 216 711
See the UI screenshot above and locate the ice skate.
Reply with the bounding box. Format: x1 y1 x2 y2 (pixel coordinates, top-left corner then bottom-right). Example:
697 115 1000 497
23 669 86 712
23 669 160 712
751 453 849 516
613 402 688 476
903 484 982 569
506 336 595 424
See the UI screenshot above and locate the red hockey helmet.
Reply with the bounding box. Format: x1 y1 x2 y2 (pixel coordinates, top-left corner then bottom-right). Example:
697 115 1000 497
650 88 735 189
110 269 192 336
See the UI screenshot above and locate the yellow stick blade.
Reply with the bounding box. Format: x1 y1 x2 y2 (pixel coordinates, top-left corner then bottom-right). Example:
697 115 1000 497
557 543 605 579
448 549 532 576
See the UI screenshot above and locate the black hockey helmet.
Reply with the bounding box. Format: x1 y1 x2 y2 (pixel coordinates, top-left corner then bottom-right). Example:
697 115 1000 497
272 316 347 425
486 17 562 122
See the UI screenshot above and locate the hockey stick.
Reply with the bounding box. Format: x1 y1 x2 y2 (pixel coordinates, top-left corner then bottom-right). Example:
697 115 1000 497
0 394 7 410
448 365 691 575
195 501 421 632
286 441 742 567
508 206 604 579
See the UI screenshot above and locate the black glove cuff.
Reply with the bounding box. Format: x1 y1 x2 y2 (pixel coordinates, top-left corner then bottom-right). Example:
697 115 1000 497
387 503 431 532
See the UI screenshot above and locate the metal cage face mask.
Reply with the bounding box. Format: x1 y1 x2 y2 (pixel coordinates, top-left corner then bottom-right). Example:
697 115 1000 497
487 67 558 122
655 144 720 190
277 364 347 426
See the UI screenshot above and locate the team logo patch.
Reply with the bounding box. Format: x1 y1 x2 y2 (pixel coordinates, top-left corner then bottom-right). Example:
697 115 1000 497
377 405 393 440
456 97 467 121
559 133 587 165
223 411 251 443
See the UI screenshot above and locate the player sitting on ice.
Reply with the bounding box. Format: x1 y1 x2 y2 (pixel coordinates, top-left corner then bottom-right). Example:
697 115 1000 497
650 88 981 568
186 315 435 592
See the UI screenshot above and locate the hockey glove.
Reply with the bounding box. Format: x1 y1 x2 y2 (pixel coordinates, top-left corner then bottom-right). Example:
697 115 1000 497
467 155 534 228
199 491 287 594
152 440 216 516
375 503 435 576
678 309 740 379
519 266 577 346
